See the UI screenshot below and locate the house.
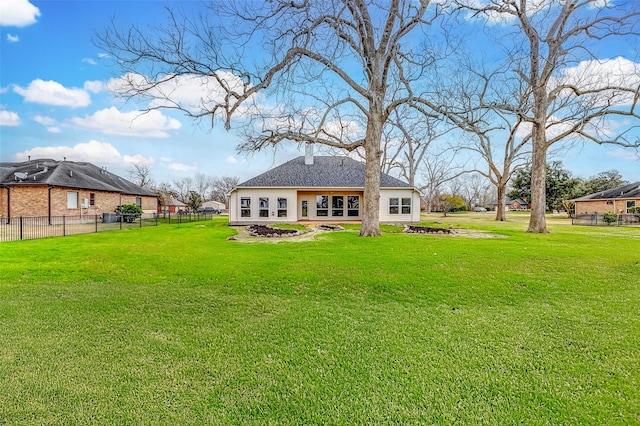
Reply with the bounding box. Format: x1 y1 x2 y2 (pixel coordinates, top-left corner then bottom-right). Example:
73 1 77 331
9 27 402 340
228 153 422 225
202 200 226 211
488 197 530 211
0 158 158 220
573 182 640 215
157 193 187 213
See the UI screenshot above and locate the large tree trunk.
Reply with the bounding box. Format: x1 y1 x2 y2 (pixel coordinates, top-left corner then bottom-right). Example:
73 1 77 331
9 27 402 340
360 124 383 237
527 136 549 233
495 183 506 221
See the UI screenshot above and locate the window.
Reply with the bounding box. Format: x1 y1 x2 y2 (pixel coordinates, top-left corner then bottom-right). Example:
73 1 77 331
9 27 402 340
332 195 344 216
277 198 287 217
402 197 411 214
259 197 269 217
347 195 360 217
240 197 251 217
301 200 308 217
67 191 78 209
389 197 399 214
627 200 637 213
316 195 328 216
136 197 142 207
89 193 95 206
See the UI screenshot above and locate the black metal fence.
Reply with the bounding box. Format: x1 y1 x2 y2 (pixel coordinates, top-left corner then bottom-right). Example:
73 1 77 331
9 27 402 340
0 212 219 242
572 214 640 227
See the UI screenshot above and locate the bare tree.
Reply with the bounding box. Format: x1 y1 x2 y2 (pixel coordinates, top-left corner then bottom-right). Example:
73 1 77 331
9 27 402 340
420 148 467 213
456 0 640 232
172 177 194 203
436 63 532 221
211 176 240 205
380 111 454 187
96 0 447 236
455 173 493 210
127 163 154 188
193 172 214 200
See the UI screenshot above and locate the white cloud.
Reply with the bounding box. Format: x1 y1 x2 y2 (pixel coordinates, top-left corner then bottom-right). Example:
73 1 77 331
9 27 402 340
14 79 91 107
71 107 181 138
123 154 155 166
14 140 160 171
84 80 105 94
608 148 640 161
82 58 97 66
107 71 255 117
33 115 61 133
226 156 238 164
33 115 57 126
0 0 40 27
16 140 124 164
0 110 21 126
166 162 198 171
553 57 640 106
7 34 19 42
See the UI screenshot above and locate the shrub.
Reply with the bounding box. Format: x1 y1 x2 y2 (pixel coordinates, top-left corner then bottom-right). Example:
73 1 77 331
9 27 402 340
119 204 142 223
602 211 617 225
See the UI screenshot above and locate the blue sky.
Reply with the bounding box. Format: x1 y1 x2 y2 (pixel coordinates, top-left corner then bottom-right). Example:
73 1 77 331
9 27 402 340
1 0 639 187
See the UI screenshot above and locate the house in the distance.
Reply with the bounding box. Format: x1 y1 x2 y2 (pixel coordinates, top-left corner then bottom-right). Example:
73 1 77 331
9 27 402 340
573 182 640 215
0 158 158 220
488 197 530 211
157 193 187 214
228 152 421 225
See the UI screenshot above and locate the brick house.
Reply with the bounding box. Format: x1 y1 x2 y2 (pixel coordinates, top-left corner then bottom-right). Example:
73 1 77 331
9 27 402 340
0 159 158 221
488 197 530 211
573 182 640 215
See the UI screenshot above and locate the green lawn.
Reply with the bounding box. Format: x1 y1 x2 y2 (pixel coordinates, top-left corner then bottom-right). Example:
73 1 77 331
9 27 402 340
1 214 638 425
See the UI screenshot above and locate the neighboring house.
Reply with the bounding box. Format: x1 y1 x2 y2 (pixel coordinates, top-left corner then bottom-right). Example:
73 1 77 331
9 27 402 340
228 154 422 225
157 194 187 213
0 158 158 220
488 198 530 211
573 182 640 215
202 200 226 211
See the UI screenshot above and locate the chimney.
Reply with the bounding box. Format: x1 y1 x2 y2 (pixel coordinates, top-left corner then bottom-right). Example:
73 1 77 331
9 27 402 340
304 143 314 165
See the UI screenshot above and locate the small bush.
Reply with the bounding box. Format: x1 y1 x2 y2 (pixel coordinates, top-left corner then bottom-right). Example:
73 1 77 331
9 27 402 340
119 204 142 223
602 211 617 225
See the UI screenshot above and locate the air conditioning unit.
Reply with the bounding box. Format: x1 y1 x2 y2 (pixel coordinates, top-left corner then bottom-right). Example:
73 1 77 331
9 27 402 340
81 198 89 208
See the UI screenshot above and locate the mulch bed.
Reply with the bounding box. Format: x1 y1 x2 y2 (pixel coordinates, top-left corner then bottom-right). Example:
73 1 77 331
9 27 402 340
405 225 454 234
247 224 304 238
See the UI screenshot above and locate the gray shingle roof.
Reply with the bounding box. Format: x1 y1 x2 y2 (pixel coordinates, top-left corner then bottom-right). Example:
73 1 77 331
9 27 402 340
574 181 640 201
0 159 157 197
237 156 413 189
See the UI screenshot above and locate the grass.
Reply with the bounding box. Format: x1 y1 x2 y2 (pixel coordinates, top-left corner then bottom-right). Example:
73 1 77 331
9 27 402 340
0 213 638 424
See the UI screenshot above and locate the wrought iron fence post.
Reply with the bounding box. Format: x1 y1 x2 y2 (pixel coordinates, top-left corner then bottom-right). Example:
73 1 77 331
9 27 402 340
95 214 98 233
19 216 23 240
63 215 66 236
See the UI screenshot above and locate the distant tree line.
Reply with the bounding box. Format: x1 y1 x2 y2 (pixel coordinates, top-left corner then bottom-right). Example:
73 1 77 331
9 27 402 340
127 165 239 210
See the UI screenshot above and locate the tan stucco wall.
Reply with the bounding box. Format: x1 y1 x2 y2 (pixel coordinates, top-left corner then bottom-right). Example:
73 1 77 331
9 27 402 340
229 188 421 225
379 190 422 223
229 188 299 224
575 198 639 215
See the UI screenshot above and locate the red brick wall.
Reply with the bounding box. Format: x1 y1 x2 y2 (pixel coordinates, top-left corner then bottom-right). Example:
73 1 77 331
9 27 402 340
1 185 157 217
575 199 639 215
6 186 49 217
0 188 8 218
